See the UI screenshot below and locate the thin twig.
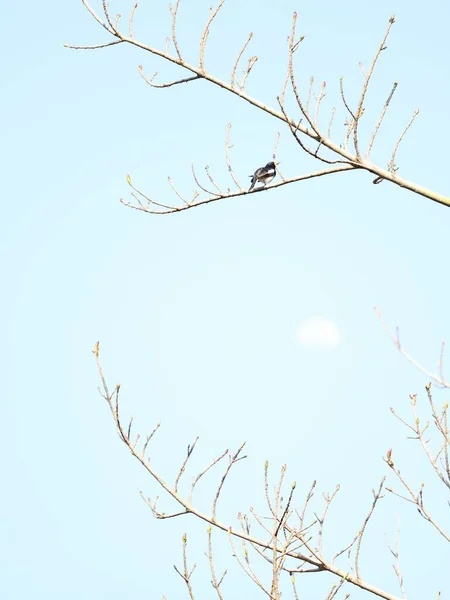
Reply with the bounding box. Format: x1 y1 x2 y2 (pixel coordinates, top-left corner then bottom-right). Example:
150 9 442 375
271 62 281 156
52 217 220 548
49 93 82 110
327 107 336 140
366 82 398 159
207 526 226 600
355 477 385 579
353 16 396 159
389 109 419 174
174 437 200 492
169 0 183 60
231 32 253 88
375 307 450 388
212 443 246 520
225 124 243 190
199 0 225 72
189 448 229 502
129 2 138 38
64 40 123 50
240 56 258 90
138 65 202 88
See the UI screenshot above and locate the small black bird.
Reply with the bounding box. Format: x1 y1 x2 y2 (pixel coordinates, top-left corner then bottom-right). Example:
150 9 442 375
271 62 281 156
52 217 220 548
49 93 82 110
248 161 276 191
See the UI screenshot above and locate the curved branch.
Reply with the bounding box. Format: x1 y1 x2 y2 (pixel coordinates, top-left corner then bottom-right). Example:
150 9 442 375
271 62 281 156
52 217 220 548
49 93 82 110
121 165 357 215
199 0 225 72
92 343 404 600
138 65 203 88
375 307 450 388
68 2 450 208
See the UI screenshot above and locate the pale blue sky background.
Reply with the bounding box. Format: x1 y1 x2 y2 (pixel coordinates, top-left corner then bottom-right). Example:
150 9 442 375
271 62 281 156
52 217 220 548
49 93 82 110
2 1 450 598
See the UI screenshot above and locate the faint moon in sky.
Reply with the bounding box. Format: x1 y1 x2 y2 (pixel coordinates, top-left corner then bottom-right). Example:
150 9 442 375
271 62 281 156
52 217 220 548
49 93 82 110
296 317 340 348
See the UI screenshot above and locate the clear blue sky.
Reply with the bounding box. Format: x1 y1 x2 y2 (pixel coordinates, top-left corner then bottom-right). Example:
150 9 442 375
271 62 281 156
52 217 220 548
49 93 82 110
2 1 449 598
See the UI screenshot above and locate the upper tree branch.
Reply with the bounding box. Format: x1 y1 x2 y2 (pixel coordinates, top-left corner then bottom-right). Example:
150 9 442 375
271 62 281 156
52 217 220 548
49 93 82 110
67 2 450 209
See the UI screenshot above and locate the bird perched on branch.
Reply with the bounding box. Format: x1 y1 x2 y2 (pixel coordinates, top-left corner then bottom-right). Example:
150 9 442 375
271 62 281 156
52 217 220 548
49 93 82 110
248 161 277 191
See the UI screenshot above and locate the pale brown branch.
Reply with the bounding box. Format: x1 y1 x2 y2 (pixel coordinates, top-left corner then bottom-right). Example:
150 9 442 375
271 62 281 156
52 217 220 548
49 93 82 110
386 522 406 599
169 0 183 60
332 530 360 563
410 394 450 490
317 485 340 556
367 82 398 159
205 165 224 195
142 421 161 458
228 534 272 597
314 81 327 128
305 76 314 116
140 493 189 519
279 69 290 107
167 176 190 205
174 534 196 600
174 437 199 493
389 109 420 174
64 40 123 50
129 2 138 38
375 307 450 388
275 482 296 538
288 14 316 133
385 458 450 542
327 107 336 140
326 577 349 600
240 56 258 90
291 575 300 600
70 3 450 207
126 175 174 210
212 443 246 520
231 32 253 88
95 343 403 600
355 477 385 579
199 0 225 72
80 0 115 33
207 526 226 600
249 507 276 539
225 124 243 190
298 480 316 533
190 163 220 196
353 16 396 159
124 164 356 214
279 99 352 166
389 406 418 435
101 0 115 32
189 448 229 502
344 118 355 152
272 132 286 181
339 77 356 122
425 384 450 451
138 65 202 88
264 461 275 517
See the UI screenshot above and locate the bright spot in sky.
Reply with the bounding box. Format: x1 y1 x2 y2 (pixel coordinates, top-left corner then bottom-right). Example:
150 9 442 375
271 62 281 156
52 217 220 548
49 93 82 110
296 317 340 348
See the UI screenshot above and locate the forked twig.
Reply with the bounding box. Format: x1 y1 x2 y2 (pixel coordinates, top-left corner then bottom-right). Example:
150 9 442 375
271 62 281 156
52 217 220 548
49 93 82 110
375 307 450 388
353 16 396 159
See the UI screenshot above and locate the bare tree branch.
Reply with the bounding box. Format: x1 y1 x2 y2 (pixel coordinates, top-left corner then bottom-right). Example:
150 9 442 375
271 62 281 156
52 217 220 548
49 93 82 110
68 2 450 209
91 342 405 600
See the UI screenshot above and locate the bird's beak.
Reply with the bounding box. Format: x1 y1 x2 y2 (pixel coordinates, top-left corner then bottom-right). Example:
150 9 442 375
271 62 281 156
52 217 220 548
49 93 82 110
275 161 281 166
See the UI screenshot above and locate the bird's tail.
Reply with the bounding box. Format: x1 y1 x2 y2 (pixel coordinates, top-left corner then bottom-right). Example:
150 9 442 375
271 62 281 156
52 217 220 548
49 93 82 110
248 176 256 192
